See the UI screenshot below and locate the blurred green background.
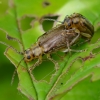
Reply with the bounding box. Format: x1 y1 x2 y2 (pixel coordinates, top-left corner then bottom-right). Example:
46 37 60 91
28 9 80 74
0 0 100 100
0 1 27 100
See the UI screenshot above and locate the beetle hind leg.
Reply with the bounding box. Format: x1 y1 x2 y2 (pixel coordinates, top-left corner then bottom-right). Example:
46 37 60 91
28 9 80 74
64 32 86 53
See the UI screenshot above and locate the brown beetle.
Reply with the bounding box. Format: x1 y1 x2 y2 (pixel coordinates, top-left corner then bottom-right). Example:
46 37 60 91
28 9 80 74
0 13 94 81
63 13 94 40
25 25 80 71
24 13 94 71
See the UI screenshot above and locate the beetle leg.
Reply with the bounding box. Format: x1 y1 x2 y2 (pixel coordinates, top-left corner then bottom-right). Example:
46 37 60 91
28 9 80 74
70 31 80 45
66 29 80 52
69 49 85 52
63 31 85 53
29 56 42 73
47 54 59 71
63 48 85 53
66 39 70 51
80 32 91 38
64 28 80 46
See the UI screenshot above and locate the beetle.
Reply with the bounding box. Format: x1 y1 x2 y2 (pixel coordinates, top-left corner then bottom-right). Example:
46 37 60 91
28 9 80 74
43 13 94 41
63 13 94 40
0 13 94 83
25 25 80 71
25 13 94 71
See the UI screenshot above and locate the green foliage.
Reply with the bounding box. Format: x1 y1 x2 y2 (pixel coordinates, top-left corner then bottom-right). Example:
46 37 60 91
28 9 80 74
0 0 100 100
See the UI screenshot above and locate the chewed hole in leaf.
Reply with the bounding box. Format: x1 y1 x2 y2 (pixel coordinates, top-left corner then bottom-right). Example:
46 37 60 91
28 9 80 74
52 51 66 62
63 58 83 82
47 57 84 94
0 29 21 51
68 58 83 74
31 52 67 82
42 1 50 7
32 52 68 82
32 60 55 82
41 15 59 32
92 46 100 54
20 16 36 31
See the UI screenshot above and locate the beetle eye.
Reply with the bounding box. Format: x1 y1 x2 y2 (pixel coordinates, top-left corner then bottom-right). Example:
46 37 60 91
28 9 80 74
27 56 31 59
68 22 71 27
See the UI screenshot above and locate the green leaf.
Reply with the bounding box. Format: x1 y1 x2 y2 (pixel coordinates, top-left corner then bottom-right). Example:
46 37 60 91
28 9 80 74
46 41 100 100
0 0 100 100
61 76 100 100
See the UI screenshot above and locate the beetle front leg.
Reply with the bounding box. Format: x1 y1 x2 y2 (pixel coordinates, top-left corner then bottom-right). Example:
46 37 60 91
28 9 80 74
29 56 42 73
47 54 59 71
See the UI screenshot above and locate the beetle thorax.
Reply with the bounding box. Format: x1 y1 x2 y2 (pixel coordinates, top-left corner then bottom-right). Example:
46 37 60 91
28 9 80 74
32 45 43 57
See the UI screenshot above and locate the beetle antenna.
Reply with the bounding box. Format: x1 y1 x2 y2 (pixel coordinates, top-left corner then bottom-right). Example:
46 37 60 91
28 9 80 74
11 57 25 85
42 18 63 24
0 41 23 55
